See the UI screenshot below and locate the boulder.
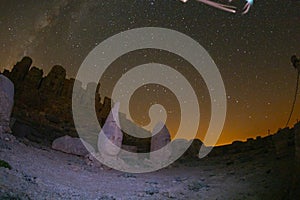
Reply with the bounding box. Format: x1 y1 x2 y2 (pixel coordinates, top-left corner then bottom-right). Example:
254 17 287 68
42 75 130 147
0 75 14 134
52 135 95 156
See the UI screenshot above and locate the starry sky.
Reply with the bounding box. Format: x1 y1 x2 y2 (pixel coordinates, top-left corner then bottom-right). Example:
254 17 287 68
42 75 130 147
1 0 300 145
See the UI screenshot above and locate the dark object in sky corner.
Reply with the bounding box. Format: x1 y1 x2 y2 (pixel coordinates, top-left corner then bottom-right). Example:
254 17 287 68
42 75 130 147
291 55 300 70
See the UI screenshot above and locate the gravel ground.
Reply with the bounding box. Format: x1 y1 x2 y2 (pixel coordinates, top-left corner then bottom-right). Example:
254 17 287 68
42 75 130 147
0 133 294 200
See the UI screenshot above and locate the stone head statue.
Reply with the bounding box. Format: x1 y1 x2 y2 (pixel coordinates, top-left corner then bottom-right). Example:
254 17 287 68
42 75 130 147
98 102 123 156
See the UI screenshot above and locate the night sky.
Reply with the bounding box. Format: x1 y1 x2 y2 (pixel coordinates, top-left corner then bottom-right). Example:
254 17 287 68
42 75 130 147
1 0 300 145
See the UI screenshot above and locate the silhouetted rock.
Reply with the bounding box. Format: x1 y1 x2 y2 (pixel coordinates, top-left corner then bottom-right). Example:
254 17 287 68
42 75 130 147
61 78 75 98
2 69 10 78
40 65 66 96
9 57 32 89
0 75 14 134
170 138 190 159
18 67 43 107
23 66 43 89
272 128 293 159
3 57 151 152
184 139 203 158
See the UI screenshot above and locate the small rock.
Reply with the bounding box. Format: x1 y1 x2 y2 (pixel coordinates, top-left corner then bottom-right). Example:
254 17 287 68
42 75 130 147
226 161 234 165
145 187 159 195
187 181 208 192
162 191 176 199
0 133 16 142
98 195 116 200
175 176 188 182
146 180 159 185
119 173 136 179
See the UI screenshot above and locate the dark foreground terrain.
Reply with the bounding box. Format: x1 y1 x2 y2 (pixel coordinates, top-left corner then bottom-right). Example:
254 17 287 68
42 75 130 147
0 132 296 200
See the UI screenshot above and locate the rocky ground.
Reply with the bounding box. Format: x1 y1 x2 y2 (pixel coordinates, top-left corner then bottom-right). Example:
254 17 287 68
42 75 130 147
0 133 295 200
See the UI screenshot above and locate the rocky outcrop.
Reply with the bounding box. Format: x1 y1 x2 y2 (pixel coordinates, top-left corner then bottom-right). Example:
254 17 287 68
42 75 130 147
1 57 152 153
184 139 203 158
0 75 14 134
0 57 112 145
9 57 32 90
39 65 66 97
23 66 43 89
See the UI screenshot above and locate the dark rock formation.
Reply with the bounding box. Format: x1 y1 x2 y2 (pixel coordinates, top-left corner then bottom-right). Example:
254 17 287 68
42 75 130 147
1 57 151 152
39 65 66 97
61 78 75 98
184 139 203 158
292 122 300 198
23 66 43 89
272 127 294 159
1 57 112 146
9 57 32 90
